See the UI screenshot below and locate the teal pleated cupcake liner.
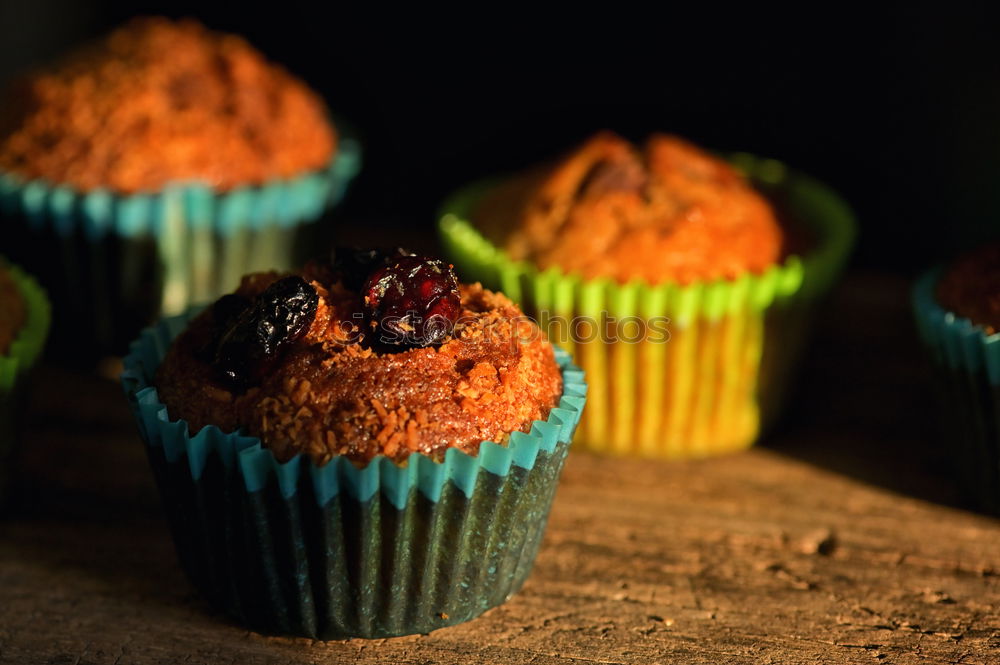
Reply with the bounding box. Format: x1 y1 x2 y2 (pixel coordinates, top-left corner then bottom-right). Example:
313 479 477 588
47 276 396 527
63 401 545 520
1 136 360 357
913 269 1000 512
0 259 51 500
121 309 586 639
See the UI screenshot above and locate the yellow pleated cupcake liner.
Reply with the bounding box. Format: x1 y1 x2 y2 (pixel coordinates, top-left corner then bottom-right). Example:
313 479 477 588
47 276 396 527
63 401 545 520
439 154 855 458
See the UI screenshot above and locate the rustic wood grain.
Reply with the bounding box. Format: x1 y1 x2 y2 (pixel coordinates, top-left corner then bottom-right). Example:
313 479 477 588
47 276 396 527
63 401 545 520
1 272 999 665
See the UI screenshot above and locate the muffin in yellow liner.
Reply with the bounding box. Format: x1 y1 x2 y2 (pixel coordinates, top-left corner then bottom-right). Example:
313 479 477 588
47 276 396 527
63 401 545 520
439 136 854 458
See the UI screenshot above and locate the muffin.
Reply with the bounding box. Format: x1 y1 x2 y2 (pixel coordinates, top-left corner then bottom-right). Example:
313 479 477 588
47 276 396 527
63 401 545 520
0 259 51 500
0 17 360 357
500 133 784 284
440 131 855 457
121 250 586 638
913 243 1000 512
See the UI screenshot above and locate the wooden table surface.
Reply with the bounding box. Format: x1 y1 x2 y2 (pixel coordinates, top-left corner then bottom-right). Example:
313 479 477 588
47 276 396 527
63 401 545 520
2 271 999 665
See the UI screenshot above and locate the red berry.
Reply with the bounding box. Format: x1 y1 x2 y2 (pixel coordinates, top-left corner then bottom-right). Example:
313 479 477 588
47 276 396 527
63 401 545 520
362 256 461 348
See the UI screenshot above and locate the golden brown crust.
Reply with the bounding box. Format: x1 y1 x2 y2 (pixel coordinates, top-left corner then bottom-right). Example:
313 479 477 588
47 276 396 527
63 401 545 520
0 17 336 193
154 267 563 466
495 132 784 285
0 266 26 356
936 243 1000 334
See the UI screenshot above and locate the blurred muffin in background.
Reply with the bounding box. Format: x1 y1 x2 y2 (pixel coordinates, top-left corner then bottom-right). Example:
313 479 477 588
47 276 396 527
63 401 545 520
0 17 360 359
440 131 855 458
0 268 27 356
0 259 51 502
500 132 784 284
0 17 337 192
914 243 1000 513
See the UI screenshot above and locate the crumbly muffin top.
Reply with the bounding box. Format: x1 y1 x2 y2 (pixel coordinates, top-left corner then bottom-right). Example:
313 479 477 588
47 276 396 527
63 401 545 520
0 265 26 356
155 263 563 466
937 243 1000 334
487 132 784 285
0 17 336 193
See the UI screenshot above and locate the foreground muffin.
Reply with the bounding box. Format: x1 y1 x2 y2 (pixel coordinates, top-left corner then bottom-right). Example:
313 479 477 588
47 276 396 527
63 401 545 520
122 250 586 638
914 243 1000 513
440 131 855 457
0 259 51 501
0 17 360 357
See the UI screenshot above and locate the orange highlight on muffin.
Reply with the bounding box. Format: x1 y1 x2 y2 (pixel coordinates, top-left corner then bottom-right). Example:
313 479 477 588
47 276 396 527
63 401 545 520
506 132 784 284
0 17 336 193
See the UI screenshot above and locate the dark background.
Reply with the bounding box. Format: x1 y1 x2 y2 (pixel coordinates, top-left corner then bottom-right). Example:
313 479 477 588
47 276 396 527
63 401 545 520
1 3 998 272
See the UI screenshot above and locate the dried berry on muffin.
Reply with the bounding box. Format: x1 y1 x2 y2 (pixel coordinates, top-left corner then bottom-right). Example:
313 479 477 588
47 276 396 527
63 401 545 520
361 255 462 348
0 17 336 193
209 276 320 391
483 131 784 285
936 243 1000 335
155 254 563 465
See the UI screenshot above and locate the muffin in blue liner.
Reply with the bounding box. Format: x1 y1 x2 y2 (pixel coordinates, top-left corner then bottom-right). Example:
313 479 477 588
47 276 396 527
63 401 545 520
913 268 1000 512
1 138 360 358
0 17 361 358
121 308 586 639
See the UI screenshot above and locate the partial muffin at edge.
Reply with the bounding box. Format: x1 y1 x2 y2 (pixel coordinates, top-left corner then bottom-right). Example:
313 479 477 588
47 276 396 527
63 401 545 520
0 265 26 356
936 242 1000 335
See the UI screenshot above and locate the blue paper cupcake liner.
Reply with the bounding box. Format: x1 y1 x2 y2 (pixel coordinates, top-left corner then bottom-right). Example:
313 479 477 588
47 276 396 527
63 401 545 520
121 309 586 639
913 269 1000 512
1 136 360 357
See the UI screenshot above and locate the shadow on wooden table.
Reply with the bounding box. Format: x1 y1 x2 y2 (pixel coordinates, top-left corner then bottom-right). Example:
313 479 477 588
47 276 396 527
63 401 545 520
760 270 965 511
0 364 219 615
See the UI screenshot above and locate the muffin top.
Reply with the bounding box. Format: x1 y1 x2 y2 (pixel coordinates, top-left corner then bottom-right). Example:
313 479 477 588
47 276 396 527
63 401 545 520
936 243 1000 334
484 132 784 285
0 17 336 193
155 254 563 466
0 265 26 356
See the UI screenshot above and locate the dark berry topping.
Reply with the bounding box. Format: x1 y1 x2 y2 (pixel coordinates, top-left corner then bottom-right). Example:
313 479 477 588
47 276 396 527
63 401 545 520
330 246 414 291
211 276 319 390
197 293 252 362
211 293 252 330
362 256 461 348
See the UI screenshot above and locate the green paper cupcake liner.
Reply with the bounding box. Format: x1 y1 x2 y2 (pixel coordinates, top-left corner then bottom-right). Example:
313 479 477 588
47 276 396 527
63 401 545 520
121 310 586 639
0 259 51 498
913 269 1000 512
2 136 360 357
439 153 855 458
